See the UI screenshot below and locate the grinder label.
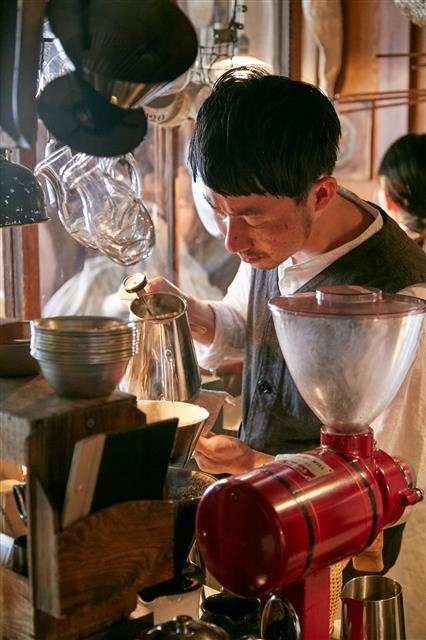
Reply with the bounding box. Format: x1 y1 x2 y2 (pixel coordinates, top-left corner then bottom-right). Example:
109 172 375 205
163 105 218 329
275 453 334 480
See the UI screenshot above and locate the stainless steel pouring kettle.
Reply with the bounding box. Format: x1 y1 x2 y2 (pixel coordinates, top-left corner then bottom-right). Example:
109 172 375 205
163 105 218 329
119 290 201 402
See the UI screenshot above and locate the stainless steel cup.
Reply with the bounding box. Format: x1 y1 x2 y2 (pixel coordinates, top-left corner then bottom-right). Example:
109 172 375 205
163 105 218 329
340 575 406 639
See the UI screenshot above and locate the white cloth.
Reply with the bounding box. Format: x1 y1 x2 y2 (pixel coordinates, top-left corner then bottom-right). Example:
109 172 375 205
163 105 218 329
42 215 224 320
42 255 130 318
196 188 426 639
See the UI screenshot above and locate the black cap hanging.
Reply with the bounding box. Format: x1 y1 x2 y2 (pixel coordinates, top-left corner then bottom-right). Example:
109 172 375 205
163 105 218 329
37 0 198 156
37 73 148 158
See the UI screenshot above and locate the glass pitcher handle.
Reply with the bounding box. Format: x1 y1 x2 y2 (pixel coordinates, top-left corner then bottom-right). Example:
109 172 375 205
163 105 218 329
103 153 143 197
124 152 143 197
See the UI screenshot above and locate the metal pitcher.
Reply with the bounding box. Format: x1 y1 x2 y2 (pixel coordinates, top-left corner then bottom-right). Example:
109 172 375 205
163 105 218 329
119 291 201 402
340 575 406 639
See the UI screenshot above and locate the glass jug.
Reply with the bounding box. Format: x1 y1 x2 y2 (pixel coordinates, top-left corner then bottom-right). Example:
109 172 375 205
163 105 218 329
61 153 155 265
34 145 98 249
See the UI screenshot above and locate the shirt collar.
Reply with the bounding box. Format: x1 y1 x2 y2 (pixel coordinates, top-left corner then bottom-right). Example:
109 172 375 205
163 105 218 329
279 187 383 295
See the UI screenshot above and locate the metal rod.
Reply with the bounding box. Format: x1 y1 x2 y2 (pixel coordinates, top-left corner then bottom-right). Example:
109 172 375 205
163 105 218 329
376 52 426 58
335 89 426 102
338 98 426 114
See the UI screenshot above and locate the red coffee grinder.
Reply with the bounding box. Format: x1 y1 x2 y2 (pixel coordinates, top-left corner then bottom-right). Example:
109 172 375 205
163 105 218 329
196 286 426 639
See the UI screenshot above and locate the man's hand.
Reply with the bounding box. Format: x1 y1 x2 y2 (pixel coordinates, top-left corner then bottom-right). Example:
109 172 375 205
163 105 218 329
144 276 185 298
145 276 216 343
194 432 273 475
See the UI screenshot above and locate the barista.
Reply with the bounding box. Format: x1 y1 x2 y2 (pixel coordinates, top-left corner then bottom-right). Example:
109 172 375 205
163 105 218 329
144 67 426 576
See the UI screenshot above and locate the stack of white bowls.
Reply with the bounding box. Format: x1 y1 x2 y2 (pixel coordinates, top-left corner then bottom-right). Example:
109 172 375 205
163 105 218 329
30 316 137 398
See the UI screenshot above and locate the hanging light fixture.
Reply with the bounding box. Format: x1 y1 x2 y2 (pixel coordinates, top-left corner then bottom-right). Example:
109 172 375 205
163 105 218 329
0 149 48 228
197 1 273 86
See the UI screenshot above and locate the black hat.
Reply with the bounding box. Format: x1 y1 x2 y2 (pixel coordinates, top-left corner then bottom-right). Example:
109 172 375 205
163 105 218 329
37 72 148 157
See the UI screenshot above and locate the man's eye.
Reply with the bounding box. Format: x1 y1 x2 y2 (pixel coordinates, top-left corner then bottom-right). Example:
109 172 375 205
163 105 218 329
246 216 267 228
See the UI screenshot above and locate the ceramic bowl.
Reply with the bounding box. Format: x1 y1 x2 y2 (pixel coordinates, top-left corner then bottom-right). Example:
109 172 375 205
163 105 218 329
137 400 209 467
0 321 39 377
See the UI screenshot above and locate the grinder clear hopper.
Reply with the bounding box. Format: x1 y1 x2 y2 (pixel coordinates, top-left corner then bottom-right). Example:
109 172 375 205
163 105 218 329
268 285 426 433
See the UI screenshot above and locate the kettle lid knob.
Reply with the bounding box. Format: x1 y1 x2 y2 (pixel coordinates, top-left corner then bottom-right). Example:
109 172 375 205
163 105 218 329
123 272 147 295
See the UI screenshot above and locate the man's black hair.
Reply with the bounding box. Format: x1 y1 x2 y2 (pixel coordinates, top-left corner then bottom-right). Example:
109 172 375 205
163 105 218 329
188 65 341 202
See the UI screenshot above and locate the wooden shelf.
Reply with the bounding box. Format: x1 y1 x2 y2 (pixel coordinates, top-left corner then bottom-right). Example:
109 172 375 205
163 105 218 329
0 376 173 639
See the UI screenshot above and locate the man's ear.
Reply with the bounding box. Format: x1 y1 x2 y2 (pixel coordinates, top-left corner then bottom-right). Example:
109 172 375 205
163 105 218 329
384 191 399 212
311 175 338 213
377 185 398 214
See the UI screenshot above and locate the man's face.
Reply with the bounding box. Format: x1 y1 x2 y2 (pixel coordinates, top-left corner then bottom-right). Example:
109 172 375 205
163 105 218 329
202 188 315 269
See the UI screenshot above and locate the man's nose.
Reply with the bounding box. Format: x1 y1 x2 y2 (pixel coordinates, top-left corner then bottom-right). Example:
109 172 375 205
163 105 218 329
224 217 250 253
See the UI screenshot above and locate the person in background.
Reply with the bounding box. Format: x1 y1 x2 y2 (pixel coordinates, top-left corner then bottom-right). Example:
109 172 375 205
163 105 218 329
143 67 426 592
377 133 426 250
372 132 426 635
